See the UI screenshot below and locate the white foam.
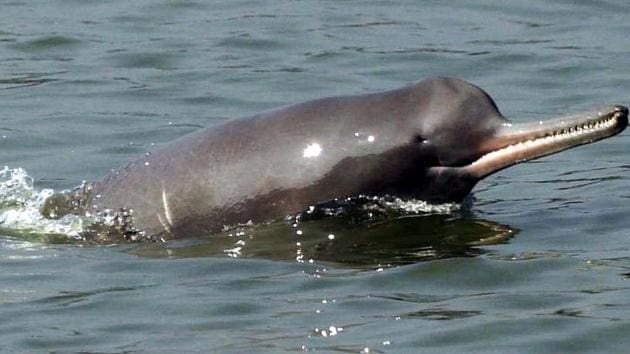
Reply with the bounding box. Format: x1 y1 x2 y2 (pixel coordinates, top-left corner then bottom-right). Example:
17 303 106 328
0 167 85 239
383 197 460 214
0 167 34 206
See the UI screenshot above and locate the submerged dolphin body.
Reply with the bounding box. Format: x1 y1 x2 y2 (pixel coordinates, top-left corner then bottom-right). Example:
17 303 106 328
43 77 628 240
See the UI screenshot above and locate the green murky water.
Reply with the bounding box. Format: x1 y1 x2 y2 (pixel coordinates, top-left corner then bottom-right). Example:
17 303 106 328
1 1 629 352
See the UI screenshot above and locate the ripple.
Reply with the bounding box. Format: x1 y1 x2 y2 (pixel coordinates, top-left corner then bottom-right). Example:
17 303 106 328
320 20 412 29
399 307 482 320
11 35 81 52
509 20 552 28
0 73 60 90
252 66 306 73
347 46 469 55
106 52 179 70
30 286 152 307
468 39 553 46
149 0 207 10
130 213 515 267
226 14 278 21
216 35 284 50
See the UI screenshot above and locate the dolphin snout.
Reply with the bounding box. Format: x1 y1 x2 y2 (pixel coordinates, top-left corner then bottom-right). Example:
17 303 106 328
614 105 628 123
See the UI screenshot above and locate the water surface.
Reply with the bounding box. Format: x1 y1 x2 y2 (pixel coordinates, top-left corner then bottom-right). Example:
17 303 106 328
1 1 630 352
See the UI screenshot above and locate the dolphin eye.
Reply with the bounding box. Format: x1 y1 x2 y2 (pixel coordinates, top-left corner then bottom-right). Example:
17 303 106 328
413 135 427 144
412 135 441 166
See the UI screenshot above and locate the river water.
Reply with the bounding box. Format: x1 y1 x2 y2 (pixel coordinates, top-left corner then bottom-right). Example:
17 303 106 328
1 1 630 353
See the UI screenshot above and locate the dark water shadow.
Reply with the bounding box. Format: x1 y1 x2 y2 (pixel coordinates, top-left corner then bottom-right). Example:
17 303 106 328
0 72 61 90
129 213 517 268
0 192 517 268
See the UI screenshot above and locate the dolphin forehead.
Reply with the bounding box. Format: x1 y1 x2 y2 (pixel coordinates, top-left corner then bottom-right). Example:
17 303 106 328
411 78 508 166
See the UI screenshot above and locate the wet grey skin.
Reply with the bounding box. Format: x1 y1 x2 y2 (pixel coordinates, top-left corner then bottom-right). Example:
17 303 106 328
43 77 629 240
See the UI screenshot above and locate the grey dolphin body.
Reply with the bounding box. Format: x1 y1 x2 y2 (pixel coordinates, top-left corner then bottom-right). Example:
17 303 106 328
44 77 628 240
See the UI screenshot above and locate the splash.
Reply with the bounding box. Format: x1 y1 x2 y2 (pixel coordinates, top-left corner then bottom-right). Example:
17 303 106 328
0 167 463 244
383 197 461 214
0 167 85 241
295 195 461 223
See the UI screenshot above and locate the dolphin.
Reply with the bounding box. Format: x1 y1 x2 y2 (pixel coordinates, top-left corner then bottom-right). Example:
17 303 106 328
42 77 628 240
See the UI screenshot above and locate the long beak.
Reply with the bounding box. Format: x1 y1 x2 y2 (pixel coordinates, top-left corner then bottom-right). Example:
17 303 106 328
465 105 628 178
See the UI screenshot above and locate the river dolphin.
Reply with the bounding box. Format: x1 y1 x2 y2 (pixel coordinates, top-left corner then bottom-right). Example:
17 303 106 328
42 77 628 240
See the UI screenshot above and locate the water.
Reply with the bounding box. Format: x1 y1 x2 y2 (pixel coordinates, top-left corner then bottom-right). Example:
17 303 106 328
1 1 630 352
